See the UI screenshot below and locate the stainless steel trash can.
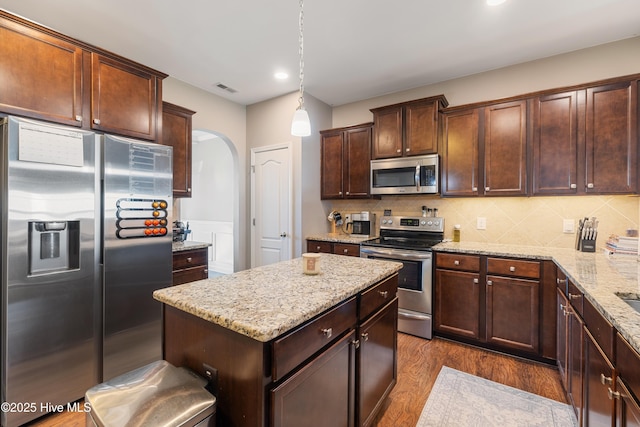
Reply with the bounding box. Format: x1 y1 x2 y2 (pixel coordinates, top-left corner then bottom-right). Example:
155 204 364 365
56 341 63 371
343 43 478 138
85 360 216 427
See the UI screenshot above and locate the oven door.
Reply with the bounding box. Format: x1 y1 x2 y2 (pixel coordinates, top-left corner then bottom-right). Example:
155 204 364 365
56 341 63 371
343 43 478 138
360 246 433 339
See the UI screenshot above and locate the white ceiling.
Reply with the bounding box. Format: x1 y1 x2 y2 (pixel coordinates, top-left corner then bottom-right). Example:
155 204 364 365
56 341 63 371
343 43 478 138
1 0 639 107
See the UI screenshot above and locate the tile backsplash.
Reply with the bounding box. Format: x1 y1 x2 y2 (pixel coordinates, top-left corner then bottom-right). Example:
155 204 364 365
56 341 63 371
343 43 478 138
329 195 639 249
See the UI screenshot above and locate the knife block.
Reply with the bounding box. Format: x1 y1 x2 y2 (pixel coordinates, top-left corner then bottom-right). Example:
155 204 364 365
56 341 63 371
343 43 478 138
579 238 596 252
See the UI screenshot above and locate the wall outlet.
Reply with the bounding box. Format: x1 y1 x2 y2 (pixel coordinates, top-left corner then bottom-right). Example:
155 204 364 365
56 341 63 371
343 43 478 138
477 217 487 230
563 219 575 233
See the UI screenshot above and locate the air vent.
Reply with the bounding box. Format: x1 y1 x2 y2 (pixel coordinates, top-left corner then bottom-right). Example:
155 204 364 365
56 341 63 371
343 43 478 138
214 83 238 94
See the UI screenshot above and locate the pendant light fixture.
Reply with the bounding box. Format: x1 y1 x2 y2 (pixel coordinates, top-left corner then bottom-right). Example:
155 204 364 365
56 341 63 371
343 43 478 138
291 0 311 137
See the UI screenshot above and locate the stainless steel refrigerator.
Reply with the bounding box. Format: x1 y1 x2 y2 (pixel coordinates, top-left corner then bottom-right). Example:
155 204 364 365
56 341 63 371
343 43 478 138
0 116 173 427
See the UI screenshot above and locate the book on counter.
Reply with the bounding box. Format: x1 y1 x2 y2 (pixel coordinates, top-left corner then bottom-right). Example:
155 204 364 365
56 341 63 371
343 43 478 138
604 234 638 256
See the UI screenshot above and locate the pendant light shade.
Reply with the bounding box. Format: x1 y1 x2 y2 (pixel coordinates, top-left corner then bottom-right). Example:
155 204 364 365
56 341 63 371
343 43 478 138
291 108 311 137
291 0 311 137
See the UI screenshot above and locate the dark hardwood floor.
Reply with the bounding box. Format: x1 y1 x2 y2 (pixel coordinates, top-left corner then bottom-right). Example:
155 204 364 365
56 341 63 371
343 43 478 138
26 333 567 427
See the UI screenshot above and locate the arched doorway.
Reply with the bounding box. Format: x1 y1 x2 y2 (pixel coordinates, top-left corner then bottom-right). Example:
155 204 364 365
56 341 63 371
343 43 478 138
178 129 239 275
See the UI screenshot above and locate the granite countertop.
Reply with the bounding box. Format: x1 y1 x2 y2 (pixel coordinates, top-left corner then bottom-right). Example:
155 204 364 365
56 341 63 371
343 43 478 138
306 233 377 244
153 254 402 342
434 241 640 356
172 240 212 252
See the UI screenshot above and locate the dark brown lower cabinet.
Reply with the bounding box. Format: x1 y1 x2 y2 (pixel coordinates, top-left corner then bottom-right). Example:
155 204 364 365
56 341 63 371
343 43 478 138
271 330 356 427
486 275 539 353
616 332 640 427
172 248 208 285
616 378 640 427
434 268 481 340
583 329 615 426
358 299 398 427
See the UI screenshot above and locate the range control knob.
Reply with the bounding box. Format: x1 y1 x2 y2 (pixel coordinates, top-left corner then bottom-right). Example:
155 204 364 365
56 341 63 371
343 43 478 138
421 220 426 226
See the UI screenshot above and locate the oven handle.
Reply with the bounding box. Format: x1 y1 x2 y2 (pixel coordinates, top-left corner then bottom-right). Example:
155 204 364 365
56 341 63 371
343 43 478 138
399 310 431 321
360 246 431 261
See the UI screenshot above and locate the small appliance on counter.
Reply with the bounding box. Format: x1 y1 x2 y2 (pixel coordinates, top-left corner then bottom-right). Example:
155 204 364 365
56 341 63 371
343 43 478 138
173 220 191 242
350 212 376 237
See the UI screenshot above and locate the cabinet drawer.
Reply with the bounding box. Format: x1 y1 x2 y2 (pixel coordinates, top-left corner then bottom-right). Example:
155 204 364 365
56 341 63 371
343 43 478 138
584 297 614 361
173 249 208 270
567 280 584 316
272 297 357 381
172 267 208 286
360 274 398 321
307 240 332 254
334 243 360 257
487 258 540 279
436 253 480 271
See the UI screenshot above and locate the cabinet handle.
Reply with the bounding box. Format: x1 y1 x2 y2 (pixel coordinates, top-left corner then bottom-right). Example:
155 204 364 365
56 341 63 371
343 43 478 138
487 280 493 286
379 290 388 298
600 373 613 386
556 277 567 285
454 260 460 265
560 303 566 315
568 293 581 300
93 118 101 125
587 183 594 189
321 328 333 339
75 115 82 122
570 184 577 189
509 266 516 272
352 339 360 349
608 387 620 400
472 187 478 191
186 257 193 263
361 332 369 341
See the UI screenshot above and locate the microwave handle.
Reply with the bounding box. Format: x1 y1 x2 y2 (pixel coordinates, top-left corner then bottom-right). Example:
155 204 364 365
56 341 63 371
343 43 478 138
415 164 420 192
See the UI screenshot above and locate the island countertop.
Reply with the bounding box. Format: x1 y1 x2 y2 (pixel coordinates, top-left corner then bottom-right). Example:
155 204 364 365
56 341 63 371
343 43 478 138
153 254 402 342
434 241 640 356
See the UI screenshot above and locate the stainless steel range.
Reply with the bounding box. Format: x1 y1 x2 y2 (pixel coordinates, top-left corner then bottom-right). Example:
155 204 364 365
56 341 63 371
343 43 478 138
360 215 444 339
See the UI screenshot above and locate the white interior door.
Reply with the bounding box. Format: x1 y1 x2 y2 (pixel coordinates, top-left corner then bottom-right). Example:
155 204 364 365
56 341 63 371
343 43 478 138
251 144 292 267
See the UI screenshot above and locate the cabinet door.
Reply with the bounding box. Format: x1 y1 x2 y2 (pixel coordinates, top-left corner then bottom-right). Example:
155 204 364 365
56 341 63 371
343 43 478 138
616 378 640 427
321 131 345 199
583 329 615 427
569 309 585 424
0 15 84 127
358 299 398 427
486 275 539 353
585 81 638 194
372 106 402 159
344 126 372 198
531 91 579 195
434 269 481 340
161 102 196 198
271 330 356 427
91 53 160 140
557 289 570 389
483 100 527 196
441 109 480 196
405 100 438 156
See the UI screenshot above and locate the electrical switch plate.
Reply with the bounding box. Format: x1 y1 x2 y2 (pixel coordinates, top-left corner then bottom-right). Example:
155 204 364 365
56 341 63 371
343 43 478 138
476 217 487 230
563 219 575 233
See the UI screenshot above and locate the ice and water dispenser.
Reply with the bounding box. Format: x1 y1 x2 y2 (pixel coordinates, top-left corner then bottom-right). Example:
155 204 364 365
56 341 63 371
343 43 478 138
28 220 80 275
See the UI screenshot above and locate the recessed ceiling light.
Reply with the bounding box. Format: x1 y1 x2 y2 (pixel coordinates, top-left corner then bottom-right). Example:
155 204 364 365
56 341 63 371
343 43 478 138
487 0 506 5
274 72 289 80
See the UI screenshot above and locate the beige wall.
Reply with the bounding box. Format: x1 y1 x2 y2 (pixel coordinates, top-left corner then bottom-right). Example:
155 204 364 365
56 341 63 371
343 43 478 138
162 77 249 270
327 36 640 250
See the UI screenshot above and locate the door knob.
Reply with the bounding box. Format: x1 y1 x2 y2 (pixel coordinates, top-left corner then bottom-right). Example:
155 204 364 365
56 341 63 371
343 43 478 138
280 232 287 237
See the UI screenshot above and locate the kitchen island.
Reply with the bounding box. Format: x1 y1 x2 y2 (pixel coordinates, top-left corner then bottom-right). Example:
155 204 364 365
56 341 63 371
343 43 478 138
153 254 402 427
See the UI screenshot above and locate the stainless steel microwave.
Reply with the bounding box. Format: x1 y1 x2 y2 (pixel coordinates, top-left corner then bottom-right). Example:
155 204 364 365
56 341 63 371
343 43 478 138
370 154 439 195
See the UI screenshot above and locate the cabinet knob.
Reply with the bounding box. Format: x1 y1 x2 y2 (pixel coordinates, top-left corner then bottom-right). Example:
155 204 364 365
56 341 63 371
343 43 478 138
379 290 388 298
570 184 577 189
93 118 101 125
186 257 192 263
473 278 479 284
487 280 493 286
396 149 401 153
321 328 333 339
187 188 192 192
608 387 620 400
587 183 594 189
568 293 581 300
316 246 321 251
509 266 516 272
338 191 343 195
556 277 567 285
343 249 348 254
75 115 83 122
361 332 369 341
406 148 410 152
454 260 460 265
351 339 360 349
345 191 350 195
485 187 490 191
472 187 478 192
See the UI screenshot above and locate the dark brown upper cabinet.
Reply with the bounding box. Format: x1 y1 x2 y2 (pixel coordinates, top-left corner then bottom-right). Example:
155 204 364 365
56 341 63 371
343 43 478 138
370 95 448 159
320 123 373 200
161 102 196 198
441 108 481 197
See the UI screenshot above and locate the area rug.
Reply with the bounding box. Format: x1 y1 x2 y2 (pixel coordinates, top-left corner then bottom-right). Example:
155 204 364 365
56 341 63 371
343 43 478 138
416 366 577 427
